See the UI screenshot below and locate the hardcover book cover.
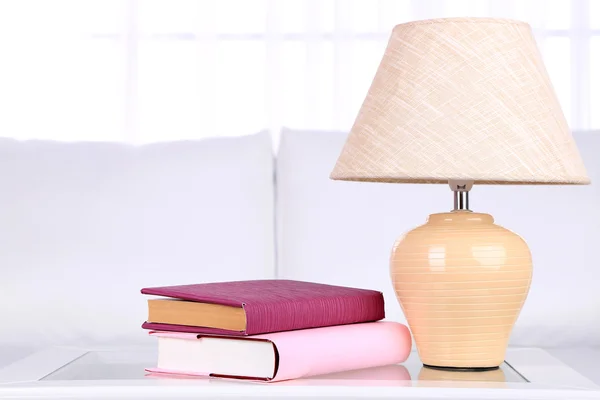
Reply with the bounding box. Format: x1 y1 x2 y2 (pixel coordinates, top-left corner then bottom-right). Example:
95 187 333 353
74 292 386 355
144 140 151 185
141 279 385 335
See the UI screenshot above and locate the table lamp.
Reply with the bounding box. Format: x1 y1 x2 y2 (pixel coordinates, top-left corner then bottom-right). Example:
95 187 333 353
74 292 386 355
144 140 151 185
330 18 589 370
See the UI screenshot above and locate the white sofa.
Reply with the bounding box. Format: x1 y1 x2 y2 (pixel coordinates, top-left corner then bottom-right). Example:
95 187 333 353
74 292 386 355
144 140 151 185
1 129 598 353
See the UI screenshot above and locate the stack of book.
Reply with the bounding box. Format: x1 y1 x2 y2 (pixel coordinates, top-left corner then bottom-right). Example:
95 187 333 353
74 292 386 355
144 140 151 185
141 279 412 382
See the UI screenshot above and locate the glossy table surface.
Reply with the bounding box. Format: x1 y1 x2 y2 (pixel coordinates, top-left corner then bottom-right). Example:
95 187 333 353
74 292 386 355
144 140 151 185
0 345 599 399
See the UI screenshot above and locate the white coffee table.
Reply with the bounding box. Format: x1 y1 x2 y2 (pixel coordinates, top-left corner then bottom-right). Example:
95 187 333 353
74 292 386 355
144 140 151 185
0 346 598 399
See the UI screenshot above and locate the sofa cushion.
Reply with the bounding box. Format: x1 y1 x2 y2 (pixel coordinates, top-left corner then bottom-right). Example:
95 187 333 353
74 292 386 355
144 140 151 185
0 131 275 347
276 128 600 347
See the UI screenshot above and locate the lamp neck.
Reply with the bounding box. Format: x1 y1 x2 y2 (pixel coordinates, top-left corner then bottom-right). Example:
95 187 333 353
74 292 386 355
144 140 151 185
448 180 474 212
454 191 470 211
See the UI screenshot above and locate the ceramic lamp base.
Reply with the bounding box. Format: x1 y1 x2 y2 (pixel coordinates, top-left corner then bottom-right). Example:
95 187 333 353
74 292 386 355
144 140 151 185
390 211 533 369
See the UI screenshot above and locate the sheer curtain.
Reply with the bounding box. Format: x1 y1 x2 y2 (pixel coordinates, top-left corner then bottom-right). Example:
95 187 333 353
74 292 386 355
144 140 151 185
0 0 598 143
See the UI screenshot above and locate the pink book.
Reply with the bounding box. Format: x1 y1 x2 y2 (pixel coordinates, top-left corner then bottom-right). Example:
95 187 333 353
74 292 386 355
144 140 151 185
141 279 385 335
145 321 412 382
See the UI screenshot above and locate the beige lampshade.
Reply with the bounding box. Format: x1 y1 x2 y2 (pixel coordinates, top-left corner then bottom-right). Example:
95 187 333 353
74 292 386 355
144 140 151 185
330 18 589 184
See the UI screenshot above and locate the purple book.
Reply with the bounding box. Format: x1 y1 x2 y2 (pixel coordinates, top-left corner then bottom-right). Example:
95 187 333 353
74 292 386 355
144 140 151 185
141 279 385 336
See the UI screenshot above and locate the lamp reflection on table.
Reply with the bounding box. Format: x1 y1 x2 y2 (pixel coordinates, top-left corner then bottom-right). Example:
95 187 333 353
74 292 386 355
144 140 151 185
417 365 508 387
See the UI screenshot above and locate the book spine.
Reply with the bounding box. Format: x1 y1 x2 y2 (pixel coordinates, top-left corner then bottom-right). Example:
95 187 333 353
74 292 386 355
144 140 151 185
244 292 385 335
269 322 411 381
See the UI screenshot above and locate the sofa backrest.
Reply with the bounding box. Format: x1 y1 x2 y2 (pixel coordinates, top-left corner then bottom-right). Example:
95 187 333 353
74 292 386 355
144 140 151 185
0 131 276 347
276 128 600 347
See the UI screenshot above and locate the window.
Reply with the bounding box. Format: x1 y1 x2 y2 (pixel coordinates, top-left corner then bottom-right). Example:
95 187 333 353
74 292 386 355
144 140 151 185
0 0 598 143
